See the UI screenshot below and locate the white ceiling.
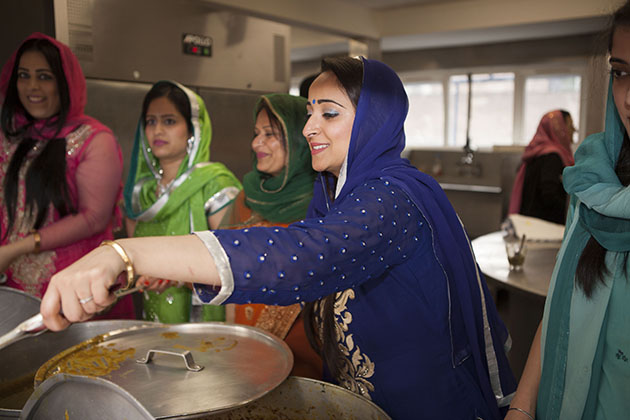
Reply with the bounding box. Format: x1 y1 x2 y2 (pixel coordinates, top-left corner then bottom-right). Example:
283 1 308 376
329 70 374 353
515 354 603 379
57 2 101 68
291 15 607 61
380 16 608 51
335 0 468 9
200 0 617 61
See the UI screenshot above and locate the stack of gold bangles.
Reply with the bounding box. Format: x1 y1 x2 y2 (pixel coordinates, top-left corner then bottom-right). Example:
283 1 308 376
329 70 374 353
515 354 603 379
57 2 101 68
100 240 136 290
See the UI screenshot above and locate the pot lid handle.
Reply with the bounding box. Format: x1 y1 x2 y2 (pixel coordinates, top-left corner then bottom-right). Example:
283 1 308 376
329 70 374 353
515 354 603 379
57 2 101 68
136 347 204 372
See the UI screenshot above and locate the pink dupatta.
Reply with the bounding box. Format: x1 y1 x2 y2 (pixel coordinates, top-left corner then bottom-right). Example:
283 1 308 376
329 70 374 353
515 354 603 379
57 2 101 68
508 110 575 215
0 34 131 318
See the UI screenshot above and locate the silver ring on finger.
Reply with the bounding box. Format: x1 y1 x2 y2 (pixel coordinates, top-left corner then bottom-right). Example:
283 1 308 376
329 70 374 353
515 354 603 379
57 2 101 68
79 295 94 304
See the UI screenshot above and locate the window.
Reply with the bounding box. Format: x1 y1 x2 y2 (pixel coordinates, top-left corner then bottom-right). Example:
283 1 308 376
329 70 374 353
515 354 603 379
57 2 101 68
448 73 514 148
404 81 444 148
522 74 581 144
401 67 583 150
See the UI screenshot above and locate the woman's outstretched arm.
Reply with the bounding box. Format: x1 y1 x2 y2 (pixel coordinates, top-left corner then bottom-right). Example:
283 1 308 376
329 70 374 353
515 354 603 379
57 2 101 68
505 321 542 419
40 235 221 331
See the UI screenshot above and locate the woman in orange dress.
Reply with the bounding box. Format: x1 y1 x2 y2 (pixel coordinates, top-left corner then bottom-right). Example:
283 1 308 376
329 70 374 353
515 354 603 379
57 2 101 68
220 93 321 379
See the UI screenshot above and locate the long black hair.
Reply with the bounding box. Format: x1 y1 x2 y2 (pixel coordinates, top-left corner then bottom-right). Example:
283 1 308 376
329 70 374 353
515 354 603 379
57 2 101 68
303 56 363 381
1 38 73 240
575 2 630 297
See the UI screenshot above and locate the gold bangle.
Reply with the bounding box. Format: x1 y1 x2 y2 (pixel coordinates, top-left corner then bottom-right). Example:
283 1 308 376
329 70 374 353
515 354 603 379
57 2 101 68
31 230 41 254
100 240 135 290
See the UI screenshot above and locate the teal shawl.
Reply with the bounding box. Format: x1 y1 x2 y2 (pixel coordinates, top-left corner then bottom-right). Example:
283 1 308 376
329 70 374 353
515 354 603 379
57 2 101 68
241 94 315 223
538 78 630 419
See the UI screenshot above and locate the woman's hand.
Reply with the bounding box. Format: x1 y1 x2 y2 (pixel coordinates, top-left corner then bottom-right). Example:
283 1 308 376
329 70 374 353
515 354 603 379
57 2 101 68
40 235 222 331
137 275 178 293
40 245 125 331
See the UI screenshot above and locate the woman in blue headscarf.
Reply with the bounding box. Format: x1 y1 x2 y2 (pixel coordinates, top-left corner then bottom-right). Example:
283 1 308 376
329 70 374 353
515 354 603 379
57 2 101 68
41 57 515 419
506 3 630 420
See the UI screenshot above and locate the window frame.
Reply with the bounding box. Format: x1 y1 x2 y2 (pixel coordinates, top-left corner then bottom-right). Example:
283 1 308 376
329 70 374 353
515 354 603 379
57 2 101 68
399 61 587 150
401 77 447 149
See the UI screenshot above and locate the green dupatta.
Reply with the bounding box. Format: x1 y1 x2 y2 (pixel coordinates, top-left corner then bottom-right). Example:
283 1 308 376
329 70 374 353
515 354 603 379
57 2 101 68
123 81 241 323
538 77 630 419
124 81 241 235
242 94 315 223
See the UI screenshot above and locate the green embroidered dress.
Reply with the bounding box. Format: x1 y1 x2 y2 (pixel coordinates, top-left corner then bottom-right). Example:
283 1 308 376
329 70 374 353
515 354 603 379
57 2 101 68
124 81 241 323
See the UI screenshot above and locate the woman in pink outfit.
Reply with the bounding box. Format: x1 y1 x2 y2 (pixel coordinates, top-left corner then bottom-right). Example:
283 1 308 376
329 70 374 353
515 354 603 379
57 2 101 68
0 32 133 319
509 110 576 224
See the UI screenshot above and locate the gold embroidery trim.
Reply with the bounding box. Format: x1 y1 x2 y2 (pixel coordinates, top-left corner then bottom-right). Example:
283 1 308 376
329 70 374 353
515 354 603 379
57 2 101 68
323 289 377 400
255 304 302 339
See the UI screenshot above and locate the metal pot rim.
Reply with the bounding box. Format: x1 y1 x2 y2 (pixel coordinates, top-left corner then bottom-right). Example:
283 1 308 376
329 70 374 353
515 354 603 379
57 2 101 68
34 322 293 418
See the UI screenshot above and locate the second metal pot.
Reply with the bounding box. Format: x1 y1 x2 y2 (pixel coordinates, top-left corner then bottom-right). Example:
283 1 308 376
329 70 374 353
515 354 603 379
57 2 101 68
203 376 392 420
0 320 155 419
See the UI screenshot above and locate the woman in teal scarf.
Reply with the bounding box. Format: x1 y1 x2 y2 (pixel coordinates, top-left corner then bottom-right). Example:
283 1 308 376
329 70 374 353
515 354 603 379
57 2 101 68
124 81 241 323
507 4 630 419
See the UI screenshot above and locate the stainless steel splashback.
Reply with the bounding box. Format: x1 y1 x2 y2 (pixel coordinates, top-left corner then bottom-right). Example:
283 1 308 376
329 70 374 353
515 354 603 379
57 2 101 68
56 0 290 91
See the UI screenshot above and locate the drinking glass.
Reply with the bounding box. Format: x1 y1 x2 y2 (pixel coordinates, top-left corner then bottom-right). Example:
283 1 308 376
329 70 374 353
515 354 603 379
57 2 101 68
505 239 527 271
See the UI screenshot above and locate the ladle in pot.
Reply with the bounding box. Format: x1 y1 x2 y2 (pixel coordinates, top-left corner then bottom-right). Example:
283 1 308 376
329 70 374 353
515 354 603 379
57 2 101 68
0 285 140 351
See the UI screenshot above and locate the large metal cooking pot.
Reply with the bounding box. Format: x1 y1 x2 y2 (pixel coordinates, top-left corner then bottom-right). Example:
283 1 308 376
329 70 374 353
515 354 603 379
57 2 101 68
22 376 392 420
0 287 40 338
32 323 293 419
20 374 154 420
203 376 392 420
0 320 155 419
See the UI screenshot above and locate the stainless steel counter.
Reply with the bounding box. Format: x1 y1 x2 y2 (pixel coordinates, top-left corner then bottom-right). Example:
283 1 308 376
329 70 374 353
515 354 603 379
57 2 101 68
472 231 560 297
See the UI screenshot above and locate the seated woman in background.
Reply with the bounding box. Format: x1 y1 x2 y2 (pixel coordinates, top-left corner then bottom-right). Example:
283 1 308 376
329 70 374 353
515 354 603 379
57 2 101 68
506 4 630 419
41 57 516 419
124 80 241 323
220 93 321 379
0 33 133 319
509 109 576 224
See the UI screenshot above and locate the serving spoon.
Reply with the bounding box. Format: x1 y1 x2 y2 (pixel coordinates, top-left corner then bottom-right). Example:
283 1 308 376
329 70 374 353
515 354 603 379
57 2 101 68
0 286 140 351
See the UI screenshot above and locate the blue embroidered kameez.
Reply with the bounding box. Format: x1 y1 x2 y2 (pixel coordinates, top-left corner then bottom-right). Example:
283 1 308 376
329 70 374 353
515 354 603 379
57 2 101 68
195 58 515 420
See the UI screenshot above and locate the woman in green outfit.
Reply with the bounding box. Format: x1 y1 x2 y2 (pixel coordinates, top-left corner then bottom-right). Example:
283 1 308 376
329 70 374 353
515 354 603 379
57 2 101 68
124 81 241 323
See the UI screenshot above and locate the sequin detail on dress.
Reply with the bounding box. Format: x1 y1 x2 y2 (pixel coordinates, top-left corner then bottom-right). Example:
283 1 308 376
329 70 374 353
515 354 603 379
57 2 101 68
66 124 93 157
